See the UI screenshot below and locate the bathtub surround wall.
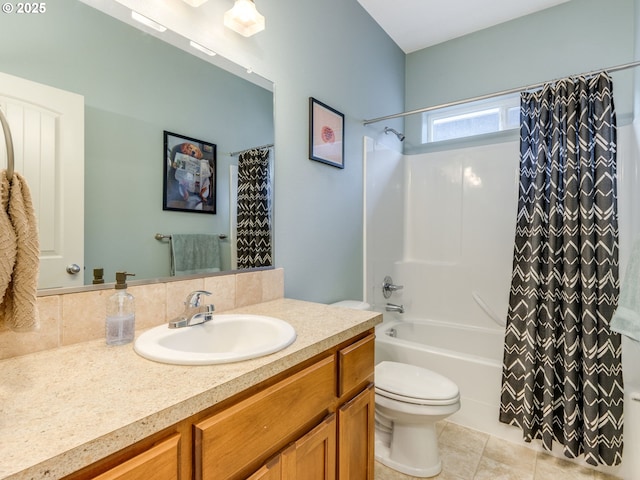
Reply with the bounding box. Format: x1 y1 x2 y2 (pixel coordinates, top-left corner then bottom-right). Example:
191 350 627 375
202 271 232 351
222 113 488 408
365 137 519 327
363 137 404 308
0 268 284 360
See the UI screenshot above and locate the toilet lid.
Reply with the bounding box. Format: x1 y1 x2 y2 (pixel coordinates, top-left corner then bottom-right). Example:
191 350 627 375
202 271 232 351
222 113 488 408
375 361 459 403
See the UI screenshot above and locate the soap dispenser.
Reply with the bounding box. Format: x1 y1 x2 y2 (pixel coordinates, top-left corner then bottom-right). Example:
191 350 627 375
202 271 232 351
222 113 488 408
92 268 105 285
106 271 136 345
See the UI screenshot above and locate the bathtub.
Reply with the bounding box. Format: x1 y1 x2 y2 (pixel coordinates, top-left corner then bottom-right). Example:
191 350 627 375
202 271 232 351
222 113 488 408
374 317 517 438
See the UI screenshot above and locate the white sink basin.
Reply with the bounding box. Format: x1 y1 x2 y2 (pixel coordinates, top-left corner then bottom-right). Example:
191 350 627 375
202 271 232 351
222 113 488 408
134 314 297 365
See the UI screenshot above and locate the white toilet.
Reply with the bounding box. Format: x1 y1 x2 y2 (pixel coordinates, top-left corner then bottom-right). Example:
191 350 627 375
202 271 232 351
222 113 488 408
330 300 461 478
375 361 460 477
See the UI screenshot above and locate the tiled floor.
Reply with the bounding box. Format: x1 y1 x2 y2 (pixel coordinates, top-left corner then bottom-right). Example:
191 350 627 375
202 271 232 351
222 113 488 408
374 422 621 480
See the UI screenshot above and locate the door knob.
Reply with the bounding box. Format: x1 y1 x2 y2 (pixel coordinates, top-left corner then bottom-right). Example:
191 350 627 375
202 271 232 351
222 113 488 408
66 264 81 275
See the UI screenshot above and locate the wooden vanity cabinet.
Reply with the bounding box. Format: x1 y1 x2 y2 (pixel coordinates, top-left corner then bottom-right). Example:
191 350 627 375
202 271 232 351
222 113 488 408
280 413 337 479
193 354 337 479
90 434 181 480
246 414 337 480
337 385 375 480
235 333 375 480
336 334 376 480
62 428 188 480
63 330 375 480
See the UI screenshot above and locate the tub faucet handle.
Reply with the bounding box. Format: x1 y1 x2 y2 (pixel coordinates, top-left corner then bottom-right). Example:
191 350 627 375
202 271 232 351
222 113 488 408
382 276 404 299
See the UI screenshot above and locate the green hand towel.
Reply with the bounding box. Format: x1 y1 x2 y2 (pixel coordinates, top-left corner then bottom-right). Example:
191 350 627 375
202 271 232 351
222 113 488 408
170 234 221 276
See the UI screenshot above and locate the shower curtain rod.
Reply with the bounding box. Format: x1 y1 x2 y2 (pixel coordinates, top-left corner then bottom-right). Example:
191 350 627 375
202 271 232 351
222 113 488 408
363 59 640 126
227 143 274 156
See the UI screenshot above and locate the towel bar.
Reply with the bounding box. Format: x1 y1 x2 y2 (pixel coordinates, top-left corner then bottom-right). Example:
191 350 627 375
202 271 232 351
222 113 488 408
155 233 228 241
0 107 15 182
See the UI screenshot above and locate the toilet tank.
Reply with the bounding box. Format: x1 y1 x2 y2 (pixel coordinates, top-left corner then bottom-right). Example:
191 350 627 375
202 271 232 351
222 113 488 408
330 300 371 310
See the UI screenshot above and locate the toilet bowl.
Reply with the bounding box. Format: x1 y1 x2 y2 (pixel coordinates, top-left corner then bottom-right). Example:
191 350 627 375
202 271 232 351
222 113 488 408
329 300 460 477
375 361 460 477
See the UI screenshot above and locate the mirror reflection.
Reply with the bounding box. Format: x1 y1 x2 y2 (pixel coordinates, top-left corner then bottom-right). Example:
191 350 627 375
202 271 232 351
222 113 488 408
0 0 274 289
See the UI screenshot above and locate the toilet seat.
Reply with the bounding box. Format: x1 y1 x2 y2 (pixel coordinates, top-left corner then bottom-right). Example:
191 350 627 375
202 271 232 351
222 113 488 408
375 361 460 406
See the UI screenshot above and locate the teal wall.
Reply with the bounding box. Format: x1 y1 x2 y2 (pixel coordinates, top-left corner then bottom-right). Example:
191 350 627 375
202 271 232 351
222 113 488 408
259 1 406 302
404 0 636 152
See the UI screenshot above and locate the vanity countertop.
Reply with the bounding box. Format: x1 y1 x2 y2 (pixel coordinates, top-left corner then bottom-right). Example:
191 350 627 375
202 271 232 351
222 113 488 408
0 298 382 480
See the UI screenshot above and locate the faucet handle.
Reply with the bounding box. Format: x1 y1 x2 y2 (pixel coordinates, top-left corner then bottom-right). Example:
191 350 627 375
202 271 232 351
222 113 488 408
185 290 212 308
382 276 404 299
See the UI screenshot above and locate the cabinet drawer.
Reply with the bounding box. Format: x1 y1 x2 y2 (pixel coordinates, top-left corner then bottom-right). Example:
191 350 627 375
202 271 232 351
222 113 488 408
338 334 374 398
194 354 336 480
91 434 180 480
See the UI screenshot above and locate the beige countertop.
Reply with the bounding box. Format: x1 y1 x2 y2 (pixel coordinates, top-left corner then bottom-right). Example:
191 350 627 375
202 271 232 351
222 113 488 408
0 298 381 480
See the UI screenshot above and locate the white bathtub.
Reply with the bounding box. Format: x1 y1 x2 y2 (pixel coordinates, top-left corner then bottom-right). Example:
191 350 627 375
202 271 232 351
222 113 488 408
374 317 516 438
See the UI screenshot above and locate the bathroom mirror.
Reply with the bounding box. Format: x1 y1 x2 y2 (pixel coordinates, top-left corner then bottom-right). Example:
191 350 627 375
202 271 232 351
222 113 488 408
0 0 275 289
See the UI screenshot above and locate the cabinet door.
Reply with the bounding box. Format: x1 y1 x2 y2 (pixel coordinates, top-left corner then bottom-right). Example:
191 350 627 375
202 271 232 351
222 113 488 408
281 414 336 480
247 456 282 480
194 355 336 480
338 385 375 480
90 434 180 480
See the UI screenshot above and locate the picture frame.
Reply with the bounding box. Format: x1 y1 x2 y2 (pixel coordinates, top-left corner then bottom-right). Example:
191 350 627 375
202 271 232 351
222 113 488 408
309 97 344 169
163 131 217 214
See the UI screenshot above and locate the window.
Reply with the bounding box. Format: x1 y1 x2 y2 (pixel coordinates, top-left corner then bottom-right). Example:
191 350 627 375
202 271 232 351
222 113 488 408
422 93 520 143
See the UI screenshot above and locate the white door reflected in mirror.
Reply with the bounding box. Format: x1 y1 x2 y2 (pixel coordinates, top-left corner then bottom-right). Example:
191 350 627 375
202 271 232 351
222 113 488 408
0 71 84 289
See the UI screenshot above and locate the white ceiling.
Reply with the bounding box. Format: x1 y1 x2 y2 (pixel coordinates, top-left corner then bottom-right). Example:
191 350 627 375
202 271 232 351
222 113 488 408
357 0 571 53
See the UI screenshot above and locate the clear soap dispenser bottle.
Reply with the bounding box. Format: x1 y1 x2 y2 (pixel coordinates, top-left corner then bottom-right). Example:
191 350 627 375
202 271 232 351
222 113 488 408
106 271 136 345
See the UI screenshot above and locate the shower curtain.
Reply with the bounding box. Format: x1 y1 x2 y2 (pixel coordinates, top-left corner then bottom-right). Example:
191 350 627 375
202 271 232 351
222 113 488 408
499 72 624 466
237 148 272 269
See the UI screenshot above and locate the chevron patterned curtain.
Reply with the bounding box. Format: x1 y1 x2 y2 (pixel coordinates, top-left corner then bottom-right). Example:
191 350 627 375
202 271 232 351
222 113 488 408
500 72 623 466
237 148 272 269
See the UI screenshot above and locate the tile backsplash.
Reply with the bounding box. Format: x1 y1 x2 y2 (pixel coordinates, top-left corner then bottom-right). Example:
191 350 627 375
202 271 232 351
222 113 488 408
0 269 284 360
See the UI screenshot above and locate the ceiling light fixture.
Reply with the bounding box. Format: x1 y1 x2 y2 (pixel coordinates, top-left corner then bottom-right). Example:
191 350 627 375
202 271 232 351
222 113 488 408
182 0 208 6
224 0 265 37
189 40 216 56
131 11 166 32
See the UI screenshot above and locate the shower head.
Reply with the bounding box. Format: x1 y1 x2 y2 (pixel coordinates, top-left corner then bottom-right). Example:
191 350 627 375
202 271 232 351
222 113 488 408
384 126 405 142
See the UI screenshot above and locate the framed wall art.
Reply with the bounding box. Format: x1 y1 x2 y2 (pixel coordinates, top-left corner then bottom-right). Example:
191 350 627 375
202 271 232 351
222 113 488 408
309 97 344 169
163 131 217 214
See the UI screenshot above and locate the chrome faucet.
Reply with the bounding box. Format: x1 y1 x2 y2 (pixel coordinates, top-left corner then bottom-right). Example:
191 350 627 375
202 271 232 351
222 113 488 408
385 303 404 314
168 290 215 328
382 276 404 299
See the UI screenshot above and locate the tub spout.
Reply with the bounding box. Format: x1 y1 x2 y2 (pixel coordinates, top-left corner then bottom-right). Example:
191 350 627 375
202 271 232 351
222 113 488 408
386 303 404 314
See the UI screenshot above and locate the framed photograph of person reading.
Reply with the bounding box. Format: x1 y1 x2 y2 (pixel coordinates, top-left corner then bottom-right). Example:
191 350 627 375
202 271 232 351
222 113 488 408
163 131 217 214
